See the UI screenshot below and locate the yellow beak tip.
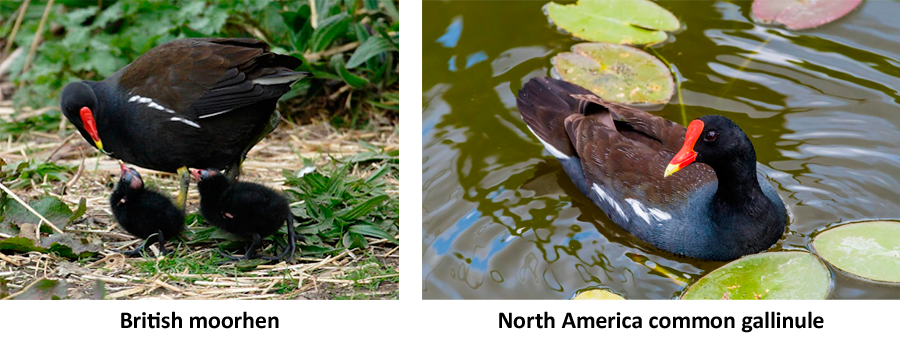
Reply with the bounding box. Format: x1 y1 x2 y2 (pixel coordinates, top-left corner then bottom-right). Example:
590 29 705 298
664 164 679 178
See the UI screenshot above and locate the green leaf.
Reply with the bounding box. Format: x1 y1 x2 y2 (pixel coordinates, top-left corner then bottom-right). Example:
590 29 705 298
338 194 388 221
546 0 680 45
342 231 368 249
347 35 397 69
331 55 370 88
310 13 351 52
6 278 67 300
41 233 102 259
379 0 399 22
0 237 44 253
0 194 73 234
554 43 674 104
812 221 900 283
349 224 396 243
68 198 86 225
681 252 831 300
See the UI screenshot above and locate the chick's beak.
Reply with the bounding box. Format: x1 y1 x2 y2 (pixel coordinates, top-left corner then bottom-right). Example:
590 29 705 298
664 120 704 178
190 169 203 181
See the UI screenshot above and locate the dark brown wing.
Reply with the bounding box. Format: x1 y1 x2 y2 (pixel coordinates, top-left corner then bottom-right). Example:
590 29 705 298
115 38 303 119
566 110 716 207
571 94 687 153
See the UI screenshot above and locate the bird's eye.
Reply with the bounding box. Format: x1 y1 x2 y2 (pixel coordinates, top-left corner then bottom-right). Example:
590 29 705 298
705 131 717 142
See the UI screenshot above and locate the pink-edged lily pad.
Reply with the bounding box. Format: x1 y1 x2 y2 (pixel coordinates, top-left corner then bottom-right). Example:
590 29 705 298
752 0 863 30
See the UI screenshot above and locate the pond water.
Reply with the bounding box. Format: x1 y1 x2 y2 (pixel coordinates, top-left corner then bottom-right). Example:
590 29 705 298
422 0 900 299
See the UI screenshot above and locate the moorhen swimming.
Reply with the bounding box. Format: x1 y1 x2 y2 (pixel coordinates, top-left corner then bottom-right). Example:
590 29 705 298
60 37 309 208
192 169 296 262
111 162 185 256
516 77 787 261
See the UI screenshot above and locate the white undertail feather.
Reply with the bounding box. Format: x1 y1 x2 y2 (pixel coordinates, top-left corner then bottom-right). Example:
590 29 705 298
525 125 570 159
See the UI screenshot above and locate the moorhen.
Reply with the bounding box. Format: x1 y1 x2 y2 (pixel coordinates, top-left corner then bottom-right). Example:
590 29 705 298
516 77 786 261
110 162 185 256
60 37 309 208
192 169 296 262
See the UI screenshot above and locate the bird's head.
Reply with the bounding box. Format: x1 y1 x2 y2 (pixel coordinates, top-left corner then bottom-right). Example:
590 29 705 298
664 115 751 177
119 161 144 191
61 81 106 153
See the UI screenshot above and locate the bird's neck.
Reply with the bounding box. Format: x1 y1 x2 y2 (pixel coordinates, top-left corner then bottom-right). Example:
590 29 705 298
710 151 769 217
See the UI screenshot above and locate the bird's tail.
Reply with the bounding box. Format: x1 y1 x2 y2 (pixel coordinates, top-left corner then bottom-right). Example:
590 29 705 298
516 77 597 159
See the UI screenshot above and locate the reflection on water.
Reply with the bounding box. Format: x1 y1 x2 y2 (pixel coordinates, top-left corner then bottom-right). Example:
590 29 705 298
422 0 900 299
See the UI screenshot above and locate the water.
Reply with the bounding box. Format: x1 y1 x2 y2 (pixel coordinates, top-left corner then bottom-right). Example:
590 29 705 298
422 0 900 299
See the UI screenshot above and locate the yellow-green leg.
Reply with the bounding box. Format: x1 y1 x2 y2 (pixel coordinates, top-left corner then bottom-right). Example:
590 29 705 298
175 166 190 211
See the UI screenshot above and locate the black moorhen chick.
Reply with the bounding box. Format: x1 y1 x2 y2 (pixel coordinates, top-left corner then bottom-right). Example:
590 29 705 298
110 162 185 256
516 77 786 261
191 169 296 262
61 38 309 209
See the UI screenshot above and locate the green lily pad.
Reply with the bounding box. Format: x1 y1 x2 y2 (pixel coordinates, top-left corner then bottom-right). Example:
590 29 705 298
681 252 831 300
554 43 674 104
546 0 680 45
573 289 625 300
811 221 900 283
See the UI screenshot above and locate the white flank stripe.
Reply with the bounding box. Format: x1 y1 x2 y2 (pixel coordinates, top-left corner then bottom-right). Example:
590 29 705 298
198 109 233 119
625 198 673 224
648 208 672 221
626 199 651 224
170 117 200 128
525 125 570 159
252 74 307 85
129 94 177 114
593 183 626 220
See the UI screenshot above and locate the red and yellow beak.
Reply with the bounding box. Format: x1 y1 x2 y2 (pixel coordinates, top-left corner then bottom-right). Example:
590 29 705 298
664 119 704 178
80 106 104 151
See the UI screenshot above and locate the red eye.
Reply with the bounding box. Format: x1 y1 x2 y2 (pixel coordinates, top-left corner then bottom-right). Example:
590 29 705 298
705 131 717 142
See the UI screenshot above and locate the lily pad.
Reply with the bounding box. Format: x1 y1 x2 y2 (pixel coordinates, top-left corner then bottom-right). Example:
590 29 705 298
546 0 680 45
752 0 862 30
553 43 674 104
811 221 900 283
573 289 625 300
681 252 831 300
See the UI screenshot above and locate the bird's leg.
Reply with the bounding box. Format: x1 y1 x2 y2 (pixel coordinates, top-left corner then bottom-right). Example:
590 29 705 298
175 166 190 211
216 247 244 261
262 217 297 262
223 160 242 182
155 230 169 255
119 233 160 257
243 233 262 260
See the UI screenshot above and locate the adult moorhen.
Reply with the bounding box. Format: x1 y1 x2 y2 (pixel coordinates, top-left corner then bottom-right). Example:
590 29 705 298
192 168 296 262
60 38 309 208
516 77 786 261
111 162 185 256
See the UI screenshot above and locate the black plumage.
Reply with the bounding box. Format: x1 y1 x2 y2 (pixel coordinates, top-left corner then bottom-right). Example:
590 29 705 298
60 38 309 174
110 162 185 256
517 77 786 261
192 169 296 262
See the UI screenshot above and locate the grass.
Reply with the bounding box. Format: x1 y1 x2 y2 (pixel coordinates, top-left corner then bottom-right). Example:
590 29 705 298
0 122 400 299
